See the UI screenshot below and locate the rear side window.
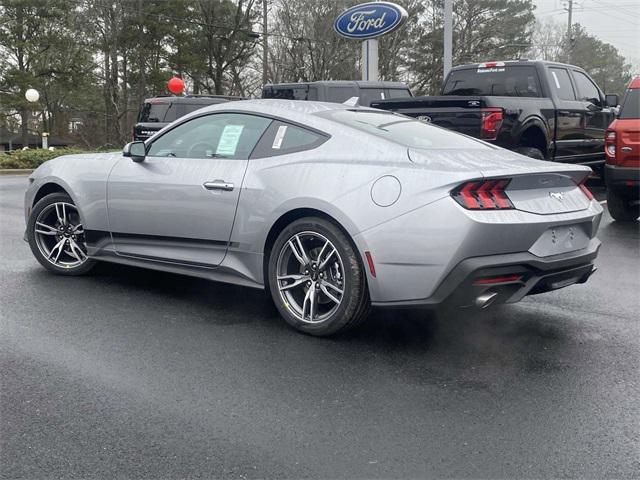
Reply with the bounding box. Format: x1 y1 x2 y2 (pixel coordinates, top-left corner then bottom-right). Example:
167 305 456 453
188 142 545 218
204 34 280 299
252 121 328 158
316 109 490 150
549 68 576 101
327 86 358 103
619 89 640 119
442 66 541 97
179 103 213 117
358 89 386 107
262 86 318 101
572 71 602 105
386 88 411 99
138 102 171 122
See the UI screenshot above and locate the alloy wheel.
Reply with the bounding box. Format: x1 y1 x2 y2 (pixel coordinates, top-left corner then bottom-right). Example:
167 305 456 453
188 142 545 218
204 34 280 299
33 202 88 268
276 231 345 324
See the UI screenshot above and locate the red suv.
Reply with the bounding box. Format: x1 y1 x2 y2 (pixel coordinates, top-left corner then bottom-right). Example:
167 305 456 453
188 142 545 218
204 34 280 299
605 77 640 221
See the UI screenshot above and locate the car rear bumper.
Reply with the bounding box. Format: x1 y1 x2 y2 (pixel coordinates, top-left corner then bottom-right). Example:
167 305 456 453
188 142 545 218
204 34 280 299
605 164 640 193
371 238 600 307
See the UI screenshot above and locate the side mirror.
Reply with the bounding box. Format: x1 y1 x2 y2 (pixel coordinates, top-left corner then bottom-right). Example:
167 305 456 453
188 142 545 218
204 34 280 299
605 94 619 108
123 141 146 162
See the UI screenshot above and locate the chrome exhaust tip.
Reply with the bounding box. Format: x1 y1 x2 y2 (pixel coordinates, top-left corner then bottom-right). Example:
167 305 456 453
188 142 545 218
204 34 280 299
475 291 499 309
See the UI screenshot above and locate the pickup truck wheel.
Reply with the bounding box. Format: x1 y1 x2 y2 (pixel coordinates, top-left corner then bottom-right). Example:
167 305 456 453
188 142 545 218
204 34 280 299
607 190 640 221
515 147 545 160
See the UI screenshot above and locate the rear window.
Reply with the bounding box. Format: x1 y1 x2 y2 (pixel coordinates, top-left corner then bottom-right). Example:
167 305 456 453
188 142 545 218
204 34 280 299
316 109 490 150
358 89 386 106
262 86 318 101
387 88 411 99
619 89 640 119
180 104 212 117
138 102 171 122
443 66 541 97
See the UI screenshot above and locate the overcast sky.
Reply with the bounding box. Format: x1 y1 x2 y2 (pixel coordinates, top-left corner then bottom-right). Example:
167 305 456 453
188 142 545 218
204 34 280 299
533 0 640 72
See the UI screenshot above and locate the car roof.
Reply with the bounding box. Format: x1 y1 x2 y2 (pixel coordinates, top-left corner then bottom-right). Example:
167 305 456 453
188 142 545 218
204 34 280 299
263 80 409 89
628 77 640 89
144 95 244 104
188 99 381 134
451 59 584 70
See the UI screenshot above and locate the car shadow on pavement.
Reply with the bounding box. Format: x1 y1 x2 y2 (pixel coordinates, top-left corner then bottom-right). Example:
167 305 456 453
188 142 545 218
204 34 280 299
34 260 575 380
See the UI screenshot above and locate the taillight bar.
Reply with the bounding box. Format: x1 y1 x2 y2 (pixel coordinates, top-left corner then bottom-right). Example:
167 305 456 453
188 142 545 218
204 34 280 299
452 179 514 210
577 180 594 201
480 108 503 140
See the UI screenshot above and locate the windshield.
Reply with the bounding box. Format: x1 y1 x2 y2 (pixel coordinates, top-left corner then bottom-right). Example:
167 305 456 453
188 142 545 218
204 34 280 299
619 89 640 119
316 109 491 150
443 66 541 97
138 102 170 123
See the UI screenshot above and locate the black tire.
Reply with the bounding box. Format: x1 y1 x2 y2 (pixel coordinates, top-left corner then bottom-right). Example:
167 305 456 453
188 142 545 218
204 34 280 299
268 217 370 336
27 192 96 275
514 147 545 160
607 190 640 222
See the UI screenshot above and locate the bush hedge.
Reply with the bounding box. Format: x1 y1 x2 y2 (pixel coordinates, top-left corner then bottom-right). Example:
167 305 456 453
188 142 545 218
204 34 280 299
0 148 116 169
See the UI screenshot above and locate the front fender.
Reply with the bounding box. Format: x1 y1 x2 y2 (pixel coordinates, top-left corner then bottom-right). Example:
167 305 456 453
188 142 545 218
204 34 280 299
26 153 121 232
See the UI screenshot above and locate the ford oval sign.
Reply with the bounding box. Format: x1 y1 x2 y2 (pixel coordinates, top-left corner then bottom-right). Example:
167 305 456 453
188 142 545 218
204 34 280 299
334 2 408 40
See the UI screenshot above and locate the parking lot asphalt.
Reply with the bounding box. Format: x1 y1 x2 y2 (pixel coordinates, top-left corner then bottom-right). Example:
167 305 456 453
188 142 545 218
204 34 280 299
1 174 639 479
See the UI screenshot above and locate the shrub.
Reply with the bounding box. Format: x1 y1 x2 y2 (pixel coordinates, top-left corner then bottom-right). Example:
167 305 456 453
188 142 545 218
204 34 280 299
0 148 112 169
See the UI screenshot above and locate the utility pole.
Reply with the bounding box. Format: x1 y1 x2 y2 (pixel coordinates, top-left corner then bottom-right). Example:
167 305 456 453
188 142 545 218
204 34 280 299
565 0 573 62
443 0 453 80
262 0 268 86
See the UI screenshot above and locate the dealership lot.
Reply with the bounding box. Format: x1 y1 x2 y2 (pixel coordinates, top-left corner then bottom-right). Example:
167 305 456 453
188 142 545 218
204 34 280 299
1 174 639 478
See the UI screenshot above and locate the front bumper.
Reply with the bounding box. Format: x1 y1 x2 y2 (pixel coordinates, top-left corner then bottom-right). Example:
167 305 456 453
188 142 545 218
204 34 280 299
605 164 640 193
372 238 600 307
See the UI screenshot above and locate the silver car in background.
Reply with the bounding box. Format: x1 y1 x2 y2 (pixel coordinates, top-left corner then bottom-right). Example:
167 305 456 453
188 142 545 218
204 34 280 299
24 100 602 336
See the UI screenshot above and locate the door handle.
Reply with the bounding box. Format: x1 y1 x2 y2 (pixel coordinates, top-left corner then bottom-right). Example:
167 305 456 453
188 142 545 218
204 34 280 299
621 147 632 152
203 180 234 191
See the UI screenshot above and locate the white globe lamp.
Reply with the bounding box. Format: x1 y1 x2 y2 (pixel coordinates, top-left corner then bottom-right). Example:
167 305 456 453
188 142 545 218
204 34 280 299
25 88 40 103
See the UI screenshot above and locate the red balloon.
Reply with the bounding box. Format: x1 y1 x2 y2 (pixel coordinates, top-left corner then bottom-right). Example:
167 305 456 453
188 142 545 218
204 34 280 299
167 76 185 95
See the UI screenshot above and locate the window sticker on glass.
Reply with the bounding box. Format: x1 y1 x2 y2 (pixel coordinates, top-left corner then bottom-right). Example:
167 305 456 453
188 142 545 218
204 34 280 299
216 125 244 156
272 125 288 149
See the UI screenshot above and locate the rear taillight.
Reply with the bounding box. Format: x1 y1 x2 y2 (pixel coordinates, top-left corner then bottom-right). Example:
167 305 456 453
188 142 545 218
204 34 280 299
480 108 503 140
452 179 514 210
576 179 594 201
605 129 616 163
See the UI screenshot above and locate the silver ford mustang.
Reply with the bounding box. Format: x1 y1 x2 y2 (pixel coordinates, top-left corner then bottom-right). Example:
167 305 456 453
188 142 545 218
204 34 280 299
24 100 602 336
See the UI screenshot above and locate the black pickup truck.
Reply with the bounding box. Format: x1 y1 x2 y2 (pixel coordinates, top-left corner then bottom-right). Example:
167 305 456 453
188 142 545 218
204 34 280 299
371 60 619 167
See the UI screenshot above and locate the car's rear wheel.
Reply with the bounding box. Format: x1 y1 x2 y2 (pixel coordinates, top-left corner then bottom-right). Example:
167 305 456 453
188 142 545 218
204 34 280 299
607 190 640 221
268 217 370 336
27 192 96 275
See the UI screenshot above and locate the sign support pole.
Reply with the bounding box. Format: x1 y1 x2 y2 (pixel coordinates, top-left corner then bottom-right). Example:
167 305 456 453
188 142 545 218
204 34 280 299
361 38 379 81
444 0 453 79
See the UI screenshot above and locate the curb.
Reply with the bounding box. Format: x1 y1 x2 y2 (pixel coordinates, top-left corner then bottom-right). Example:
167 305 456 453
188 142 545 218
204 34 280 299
0 169 33 175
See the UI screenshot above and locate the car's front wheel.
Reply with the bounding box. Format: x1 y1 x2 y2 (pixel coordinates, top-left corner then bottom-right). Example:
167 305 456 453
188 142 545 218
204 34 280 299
27 192 96 275
607 190 640 221
268 217 370 336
